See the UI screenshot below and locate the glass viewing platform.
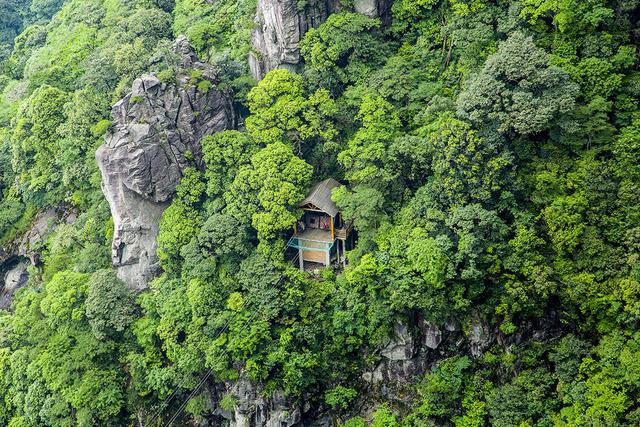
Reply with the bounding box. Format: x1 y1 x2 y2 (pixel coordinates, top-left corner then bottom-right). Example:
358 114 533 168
286 228 334 252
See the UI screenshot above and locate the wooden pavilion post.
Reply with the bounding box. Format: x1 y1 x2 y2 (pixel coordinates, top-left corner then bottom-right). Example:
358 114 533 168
330 215 334 240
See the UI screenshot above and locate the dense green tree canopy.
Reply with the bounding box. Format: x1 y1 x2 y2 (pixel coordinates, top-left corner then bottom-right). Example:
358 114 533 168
457 31 577 136
226 141 313 256
0 0 639 425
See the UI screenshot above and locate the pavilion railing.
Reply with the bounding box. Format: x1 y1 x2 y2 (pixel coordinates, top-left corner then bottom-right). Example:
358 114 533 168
286 236 334 252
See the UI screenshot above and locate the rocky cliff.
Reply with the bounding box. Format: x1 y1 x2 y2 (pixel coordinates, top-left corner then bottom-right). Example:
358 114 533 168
249 0 334 80
249 0 391 80
0 206 76 309
96 37 235 290
207 315 494 426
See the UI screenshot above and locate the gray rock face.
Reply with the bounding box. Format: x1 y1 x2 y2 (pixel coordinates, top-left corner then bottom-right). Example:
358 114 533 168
354 0 390 18
96 36 234 290
249 0 393 81
422 321 442 350
249 0 337 80
381 321 416 361
0 205 76 308
221 378 302 427
468 316 494 357
0 259 29 309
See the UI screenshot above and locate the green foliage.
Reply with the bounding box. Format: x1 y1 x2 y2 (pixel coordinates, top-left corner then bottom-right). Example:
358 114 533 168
406 356 471 423
245 69 337 151
301 13 388 92
325 385 357 409
24 22 96 90
371 405 400 427
0 270 129 425
391 0 439 36
226 141 312 256
197 213 250 259
0 0 29 62
85 269 136 340
0 189 29 240
457 31 577 136
342 417 367 427
521 0 614 34
202 130 258 199
173 0 255 61
158 168 206 272
1 0 640 424
332 184 385 244
11 84 67 204
428 114 513 207
338 95 401 188
486 368 558 426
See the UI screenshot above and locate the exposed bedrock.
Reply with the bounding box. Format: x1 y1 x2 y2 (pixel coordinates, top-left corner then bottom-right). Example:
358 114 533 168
0 258 29 310
0 205 76 309
96 36 235 290
249 0 392 80
249 0 329 80
220 379 303 427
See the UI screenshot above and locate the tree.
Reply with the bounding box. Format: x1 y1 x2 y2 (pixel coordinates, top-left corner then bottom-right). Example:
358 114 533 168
332 184 386 248
428 115 513 208
613 119 640 181
225 142 313 256
4 271 129 425
245 69 337 152
520 0 614 34
552 333 640 426
300 13 388 92
197 213 251 259
11 84 67 205
486 368 558 427
445 204 508 286
457 31 577 136
405 356 471 424
24 22 97 91
85 269 137 340
201 130 258 200
28 0 66 24
390 0 439 36
0 0 25 58
543 192 589 256
57 86 110 201
338 95 401 189
371 405 400 427
172 0 255 59
157 168 206 273
5 24 48 79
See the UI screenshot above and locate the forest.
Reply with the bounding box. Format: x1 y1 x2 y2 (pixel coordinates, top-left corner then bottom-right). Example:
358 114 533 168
0 0 640 425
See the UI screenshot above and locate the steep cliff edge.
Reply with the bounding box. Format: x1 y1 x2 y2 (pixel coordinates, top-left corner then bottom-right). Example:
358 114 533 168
96 37 235 290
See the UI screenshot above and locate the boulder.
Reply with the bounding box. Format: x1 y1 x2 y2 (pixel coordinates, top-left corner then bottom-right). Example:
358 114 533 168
468 316 494 357
354 0 390 18
423 321 442 350
0 259 29 309
96 36 234 290
381 321 416 361
222 378 302 427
